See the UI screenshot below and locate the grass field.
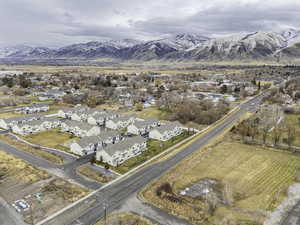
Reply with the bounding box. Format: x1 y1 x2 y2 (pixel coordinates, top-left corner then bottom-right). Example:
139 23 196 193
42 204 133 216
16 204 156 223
0 111 20 119
284 114 300 146
0 150 49 184
23 129 79 151
95 212 153 225
0 134 64 164
142 140 300 225
134 107 170 120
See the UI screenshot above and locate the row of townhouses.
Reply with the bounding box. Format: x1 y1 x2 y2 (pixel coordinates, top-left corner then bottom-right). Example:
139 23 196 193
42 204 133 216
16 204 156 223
148 121 184 141
17 102 50 114
0 114 45 130
58 106 138 130
0 105 185 166
96 136 147 166
105 115 137 130
60 120 101 137
70 130 122 156
127 118 160 135
12 118 61 136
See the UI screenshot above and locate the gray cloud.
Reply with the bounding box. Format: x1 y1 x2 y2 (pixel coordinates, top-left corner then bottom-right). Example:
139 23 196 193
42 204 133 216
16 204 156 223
0 0 299 46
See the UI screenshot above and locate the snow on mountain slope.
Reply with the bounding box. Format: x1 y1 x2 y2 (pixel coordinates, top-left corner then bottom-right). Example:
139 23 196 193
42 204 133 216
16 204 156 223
187 31 287 59
0 45 34 58
1 30 300 60
279 28 300 46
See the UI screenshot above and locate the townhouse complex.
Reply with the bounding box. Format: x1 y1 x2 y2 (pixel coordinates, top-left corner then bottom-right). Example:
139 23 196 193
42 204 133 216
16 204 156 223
0 105 186 166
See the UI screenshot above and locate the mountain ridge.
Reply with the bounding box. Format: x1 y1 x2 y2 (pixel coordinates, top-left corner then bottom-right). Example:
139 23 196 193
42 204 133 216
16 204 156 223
1 29 300 61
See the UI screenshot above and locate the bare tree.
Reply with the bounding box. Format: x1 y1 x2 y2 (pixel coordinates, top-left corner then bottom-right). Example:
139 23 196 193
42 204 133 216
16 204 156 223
272 126 282 147
286 124 296 151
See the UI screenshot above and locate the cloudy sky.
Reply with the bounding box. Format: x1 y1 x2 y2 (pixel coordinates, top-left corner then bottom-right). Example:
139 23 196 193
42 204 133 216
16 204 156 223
0 0 299 47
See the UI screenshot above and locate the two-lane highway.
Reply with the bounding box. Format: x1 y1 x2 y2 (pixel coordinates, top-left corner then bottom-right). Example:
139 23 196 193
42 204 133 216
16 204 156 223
39 91 269 225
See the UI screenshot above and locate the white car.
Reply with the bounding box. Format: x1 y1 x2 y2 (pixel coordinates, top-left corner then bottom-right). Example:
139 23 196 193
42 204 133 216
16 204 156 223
12 203 21 213
15 199 30 211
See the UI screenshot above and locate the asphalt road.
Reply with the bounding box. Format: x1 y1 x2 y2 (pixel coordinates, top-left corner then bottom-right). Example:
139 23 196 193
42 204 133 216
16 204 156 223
0 141 103 190
0 197 27 225
281 199 300 225
38 91 269 225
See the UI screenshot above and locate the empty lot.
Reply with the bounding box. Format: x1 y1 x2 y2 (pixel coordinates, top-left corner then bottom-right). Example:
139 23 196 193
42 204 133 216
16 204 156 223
142 140 300 225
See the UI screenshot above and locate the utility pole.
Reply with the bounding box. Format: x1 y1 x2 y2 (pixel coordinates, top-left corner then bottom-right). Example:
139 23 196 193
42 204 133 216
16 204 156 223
103 201 107 225
29 199 34 225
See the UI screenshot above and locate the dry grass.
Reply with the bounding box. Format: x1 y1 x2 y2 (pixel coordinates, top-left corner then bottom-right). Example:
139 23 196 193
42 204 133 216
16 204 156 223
142 140 300 225
77 166 113 183
41 178 89 203
0 111 21 119
23 129 79 150
134 107 169 120
95 212 153 225
0 150 49 184
0 134 64 164
284 114 300 146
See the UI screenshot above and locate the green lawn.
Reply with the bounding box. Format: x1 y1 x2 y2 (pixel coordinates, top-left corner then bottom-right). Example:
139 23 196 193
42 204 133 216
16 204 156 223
23 129 79 151
97 131 193 174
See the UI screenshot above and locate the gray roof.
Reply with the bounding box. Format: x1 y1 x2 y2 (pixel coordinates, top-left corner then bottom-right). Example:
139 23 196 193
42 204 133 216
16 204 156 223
103 136 146 156
86 108 105 115
98 130 120 140
131 118 159 129
20 117 60 127
90 112 109 120
25 102 49 108
45 90 65 95
20 119 44 127
61 106 89 114
153 121 182 133
3 114 44 123
63 120 95 131
110 115 135 123
77 136 101 148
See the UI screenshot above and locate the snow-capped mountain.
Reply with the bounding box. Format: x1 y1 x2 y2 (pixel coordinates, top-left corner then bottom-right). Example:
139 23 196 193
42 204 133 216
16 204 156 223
279 28 300 46
158 33 210 50
1 29 300 61
42 39 143 58
0 45 34 58
119 41 178 60
117 34 210 60
186 31 288 60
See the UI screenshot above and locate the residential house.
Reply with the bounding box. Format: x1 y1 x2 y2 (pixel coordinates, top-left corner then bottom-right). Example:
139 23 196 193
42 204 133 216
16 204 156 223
96 136 147 166
105 115 136 130
0 114 44 130
96 130 122 148
87 111 119 126
38 90 66 101
60 120 101 137
70 130 122 156
70 136 102 156
127 118 160 135
12 118 61 136
149 121 184 141
18 102 50 114
71 108 106 122
57 105 89 119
